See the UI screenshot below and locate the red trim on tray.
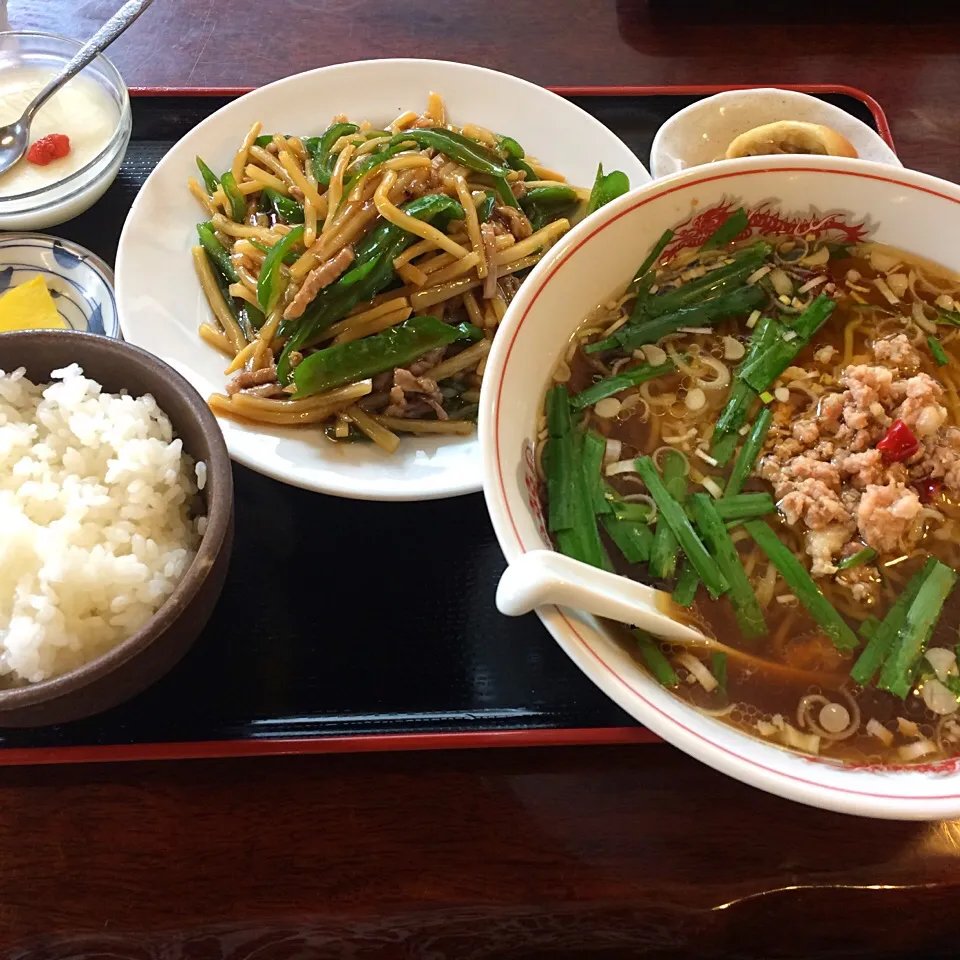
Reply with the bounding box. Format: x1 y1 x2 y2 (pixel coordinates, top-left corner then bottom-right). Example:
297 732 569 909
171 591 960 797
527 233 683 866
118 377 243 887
0 726 660 768
494 164 960 803
129 83 896 153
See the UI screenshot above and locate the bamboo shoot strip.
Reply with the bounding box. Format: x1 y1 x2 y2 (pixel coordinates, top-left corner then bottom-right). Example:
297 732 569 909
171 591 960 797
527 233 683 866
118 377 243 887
691 494 766 638
878 559 958 698
633 630 679 687
850 561 934 686
648 449 688 580
725 406 773 497
635 456 729 598
743 520 859 651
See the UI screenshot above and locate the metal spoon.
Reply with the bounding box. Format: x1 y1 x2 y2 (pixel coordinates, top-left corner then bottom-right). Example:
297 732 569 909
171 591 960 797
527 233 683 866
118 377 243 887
0 0 154 176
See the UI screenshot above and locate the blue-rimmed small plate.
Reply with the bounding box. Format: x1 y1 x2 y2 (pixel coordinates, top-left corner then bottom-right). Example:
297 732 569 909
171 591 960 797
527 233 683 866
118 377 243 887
0 233 118 338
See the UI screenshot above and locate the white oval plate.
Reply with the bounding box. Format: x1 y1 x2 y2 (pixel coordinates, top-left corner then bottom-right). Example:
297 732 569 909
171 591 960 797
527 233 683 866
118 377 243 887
116 59 649 500
650 87 901 180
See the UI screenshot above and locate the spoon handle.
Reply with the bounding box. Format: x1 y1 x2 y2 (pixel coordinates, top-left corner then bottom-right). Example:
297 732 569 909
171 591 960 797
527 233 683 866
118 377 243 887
25 0 155 121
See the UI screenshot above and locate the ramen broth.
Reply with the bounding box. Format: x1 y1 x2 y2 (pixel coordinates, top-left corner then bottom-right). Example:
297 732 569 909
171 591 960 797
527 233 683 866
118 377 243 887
543 223 960 764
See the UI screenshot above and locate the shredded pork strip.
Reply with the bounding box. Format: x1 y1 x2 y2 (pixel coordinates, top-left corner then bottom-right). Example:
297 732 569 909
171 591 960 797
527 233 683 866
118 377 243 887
282 247 356 321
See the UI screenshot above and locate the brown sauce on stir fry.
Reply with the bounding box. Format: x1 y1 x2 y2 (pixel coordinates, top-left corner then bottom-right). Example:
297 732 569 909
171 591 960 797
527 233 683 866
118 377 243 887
541 215 960 764
189 96 629 452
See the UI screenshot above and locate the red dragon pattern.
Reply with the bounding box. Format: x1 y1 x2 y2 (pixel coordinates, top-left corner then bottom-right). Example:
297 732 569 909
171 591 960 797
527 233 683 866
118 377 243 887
661 198 874 263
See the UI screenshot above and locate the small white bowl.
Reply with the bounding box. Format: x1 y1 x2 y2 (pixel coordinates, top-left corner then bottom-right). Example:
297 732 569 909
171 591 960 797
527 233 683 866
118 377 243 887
0 233 118 337
650 88 900 179
116 58 649 501
0 32 132 231
480 155 960 819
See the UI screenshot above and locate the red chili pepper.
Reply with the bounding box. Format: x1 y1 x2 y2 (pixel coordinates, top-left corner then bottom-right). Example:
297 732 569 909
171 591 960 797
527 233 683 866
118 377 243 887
917 478 942 503
876 418 920 462
26 133 71 166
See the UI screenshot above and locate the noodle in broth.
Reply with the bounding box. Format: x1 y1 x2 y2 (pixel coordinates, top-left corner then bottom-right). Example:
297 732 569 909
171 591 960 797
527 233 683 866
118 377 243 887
541 214 960 765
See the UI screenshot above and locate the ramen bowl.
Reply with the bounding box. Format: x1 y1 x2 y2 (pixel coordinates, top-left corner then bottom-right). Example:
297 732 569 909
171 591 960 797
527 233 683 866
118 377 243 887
480 154 960 819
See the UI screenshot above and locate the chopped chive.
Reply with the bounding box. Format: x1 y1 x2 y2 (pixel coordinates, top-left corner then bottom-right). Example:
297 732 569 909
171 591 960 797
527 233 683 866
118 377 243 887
648 449 688 580
711 492 776 521
711 651 728 693
743 519 858 650
602 514 654 564
711 315 780 462
585 284 766 355
836 547 878 571
672 562 700 607
636 456 729 598
570 359 677 411
739 295 836 392
702 208 749 250
635 240 771 320
545 386 577 534
691 494 766 638
725 406 773 497
851 561 933 686
583 430 613 516
878 559 958 698
611 500 653 523
633 629 679 687
759 391 774 403
859 617 881 642
630 229 675 285
928 336 950 367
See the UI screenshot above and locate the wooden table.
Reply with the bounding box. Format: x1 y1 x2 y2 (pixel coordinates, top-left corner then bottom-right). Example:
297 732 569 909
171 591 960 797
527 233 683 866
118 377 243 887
6 1 960 956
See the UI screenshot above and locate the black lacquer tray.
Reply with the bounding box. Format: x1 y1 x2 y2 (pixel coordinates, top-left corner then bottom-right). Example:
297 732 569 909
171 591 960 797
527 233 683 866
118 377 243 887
0 84 893 764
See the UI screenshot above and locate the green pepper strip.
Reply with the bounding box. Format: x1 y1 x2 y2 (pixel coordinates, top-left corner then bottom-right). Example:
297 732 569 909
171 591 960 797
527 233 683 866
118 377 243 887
265 188 305 224
387 128 509 176
293 316 472 397
520 186 579 232
308 122 360 186
476 191 496 222
219 171 246 222
196 222 239 284
585 163 629 216
276 194 465 381
257 225 304 312
196 156 219 194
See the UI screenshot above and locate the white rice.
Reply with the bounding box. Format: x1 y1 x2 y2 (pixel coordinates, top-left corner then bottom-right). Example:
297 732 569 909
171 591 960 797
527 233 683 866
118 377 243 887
0 364 205 684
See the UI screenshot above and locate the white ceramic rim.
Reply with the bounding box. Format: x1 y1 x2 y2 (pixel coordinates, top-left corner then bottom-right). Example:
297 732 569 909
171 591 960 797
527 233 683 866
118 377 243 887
116 57 648 501
480 154 960 819
649 87 902 180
